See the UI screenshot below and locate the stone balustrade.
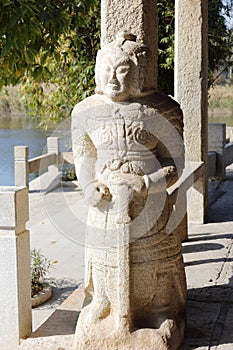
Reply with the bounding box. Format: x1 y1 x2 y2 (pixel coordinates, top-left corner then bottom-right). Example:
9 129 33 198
14 137 74 189
208 123 233 179
0 186 31 350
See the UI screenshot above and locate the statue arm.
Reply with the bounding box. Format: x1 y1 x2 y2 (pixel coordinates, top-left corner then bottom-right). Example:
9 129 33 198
72 127 110 207
143 162 178 194
72 131 96 188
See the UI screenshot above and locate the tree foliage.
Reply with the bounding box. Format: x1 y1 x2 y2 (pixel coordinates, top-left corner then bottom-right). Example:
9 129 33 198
157 0 233 94
0 0 96 87
0 0 100 124
0 0 233 122
157 1 175 94
20 2 100 124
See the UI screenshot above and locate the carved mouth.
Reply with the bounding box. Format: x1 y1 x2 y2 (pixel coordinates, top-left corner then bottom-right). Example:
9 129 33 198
108 83 119 90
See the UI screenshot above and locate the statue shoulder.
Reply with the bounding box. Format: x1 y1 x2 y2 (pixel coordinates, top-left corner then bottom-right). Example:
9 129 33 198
136 92 182 114
137 92 183 137
72 95 102 117
71 94 106 131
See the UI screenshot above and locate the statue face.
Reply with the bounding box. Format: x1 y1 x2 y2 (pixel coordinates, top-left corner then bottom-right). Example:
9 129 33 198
100 55 131 101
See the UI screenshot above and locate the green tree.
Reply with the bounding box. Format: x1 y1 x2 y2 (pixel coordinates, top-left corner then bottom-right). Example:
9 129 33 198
157 1 175 94
157 0 233 94
0 0 232 122
0 0 96 88
20 2 100 124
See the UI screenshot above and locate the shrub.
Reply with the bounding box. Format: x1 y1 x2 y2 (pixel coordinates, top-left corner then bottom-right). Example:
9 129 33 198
31 249 52 297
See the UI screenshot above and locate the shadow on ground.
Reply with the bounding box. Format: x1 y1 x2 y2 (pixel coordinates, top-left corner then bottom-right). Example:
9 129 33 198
181 282 233 349
208 172 233 223
35 278 80 311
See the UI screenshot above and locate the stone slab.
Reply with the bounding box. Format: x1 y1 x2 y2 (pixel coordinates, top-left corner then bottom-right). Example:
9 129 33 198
219 305 233 345
0 231 31 350
19 287 85 350
208 123 227 151
0 186 28 234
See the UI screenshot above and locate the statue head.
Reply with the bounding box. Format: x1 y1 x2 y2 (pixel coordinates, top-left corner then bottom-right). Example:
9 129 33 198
95 32 148 101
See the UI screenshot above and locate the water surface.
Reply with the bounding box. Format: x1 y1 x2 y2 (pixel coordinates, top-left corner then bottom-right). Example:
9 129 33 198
0 117 51 186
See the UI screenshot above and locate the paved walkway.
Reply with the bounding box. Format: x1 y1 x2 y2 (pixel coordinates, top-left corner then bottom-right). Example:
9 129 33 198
28 182 85 330
24 167 233 349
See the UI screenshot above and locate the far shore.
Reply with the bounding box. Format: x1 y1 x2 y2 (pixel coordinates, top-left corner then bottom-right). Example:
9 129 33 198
0 112 29 119
1 108 232 119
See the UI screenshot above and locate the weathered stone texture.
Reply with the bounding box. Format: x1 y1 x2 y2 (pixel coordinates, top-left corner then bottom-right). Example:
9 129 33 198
101 0 158 90
14 146 29 187
0 186 29 235
72 34 186 350
0 187 31 350
175 0 208 162
0 232 31 349
174 0 208 223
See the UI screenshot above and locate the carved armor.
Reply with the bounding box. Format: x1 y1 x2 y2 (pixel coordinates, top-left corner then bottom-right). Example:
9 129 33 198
72 33 186 350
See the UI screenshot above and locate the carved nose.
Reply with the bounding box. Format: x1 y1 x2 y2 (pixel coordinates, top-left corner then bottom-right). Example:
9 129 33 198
109 70 118 83
109 77 118 85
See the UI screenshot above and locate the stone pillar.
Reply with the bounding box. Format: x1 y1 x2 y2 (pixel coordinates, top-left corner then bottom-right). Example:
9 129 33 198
101 0 158 90
0 187 32 350
174 0 208 223
15 146 29 187
47 137 59 178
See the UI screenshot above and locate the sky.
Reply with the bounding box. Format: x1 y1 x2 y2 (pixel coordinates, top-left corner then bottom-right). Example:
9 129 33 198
222 0 233 28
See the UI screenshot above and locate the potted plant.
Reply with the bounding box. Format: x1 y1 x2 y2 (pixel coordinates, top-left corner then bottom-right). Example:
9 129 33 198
31 248 53 307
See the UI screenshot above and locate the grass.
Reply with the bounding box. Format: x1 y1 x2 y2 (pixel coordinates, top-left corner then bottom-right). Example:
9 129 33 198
208 84 233 115
0 85 26 117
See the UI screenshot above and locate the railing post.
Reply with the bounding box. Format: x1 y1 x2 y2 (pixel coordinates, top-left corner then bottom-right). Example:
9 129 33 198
208 123 226 179
14 146 29 187
47 137 59 179
0 186 32 349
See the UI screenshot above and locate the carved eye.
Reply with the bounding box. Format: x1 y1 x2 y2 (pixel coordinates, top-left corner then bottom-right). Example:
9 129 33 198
117 66 129 75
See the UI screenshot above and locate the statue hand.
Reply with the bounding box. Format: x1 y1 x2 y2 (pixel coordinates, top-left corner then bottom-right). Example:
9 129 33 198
84 181 111 207
144 166 177 193
108 172 146 193
163 165 178 187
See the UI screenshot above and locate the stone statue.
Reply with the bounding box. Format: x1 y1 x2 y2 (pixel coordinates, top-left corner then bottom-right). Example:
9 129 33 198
72 33 186 350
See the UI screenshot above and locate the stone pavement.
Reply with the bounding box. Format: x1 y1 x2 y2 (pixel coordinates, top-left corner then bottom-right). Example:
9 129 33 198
22 167 233 349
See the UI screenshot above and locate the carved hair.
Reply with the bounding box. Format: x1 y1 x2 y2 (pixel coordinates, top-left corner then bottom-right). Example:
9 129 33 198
95 32 148 96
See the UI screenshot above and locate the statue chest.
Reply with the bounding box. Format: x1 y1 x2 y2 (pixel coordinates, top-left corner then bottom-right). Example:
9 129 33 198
88 118 157 155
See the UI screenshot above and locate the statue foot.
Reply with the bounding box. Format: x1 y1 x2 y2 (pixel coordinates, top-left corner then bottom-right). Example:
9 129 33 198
159 319 175 336
157 318 185 349
86 298 111 323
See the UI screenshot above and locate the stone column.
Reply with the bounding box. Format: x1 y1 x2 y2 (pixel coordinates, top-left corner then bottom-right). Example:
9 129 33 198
0 187 32 350
174 0 208 223
101 0 158 90
15 146 29 187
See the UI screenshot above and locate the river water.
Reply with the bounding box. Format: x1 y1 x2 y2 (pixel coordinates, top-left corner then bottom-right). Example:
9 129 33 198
0 117 52 186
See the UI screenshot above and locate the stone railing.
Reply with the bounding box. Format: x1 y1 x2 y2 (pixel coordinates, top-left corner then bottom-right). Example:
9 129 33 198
0 186 31 350
14 137 74 190
208 123 233 179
